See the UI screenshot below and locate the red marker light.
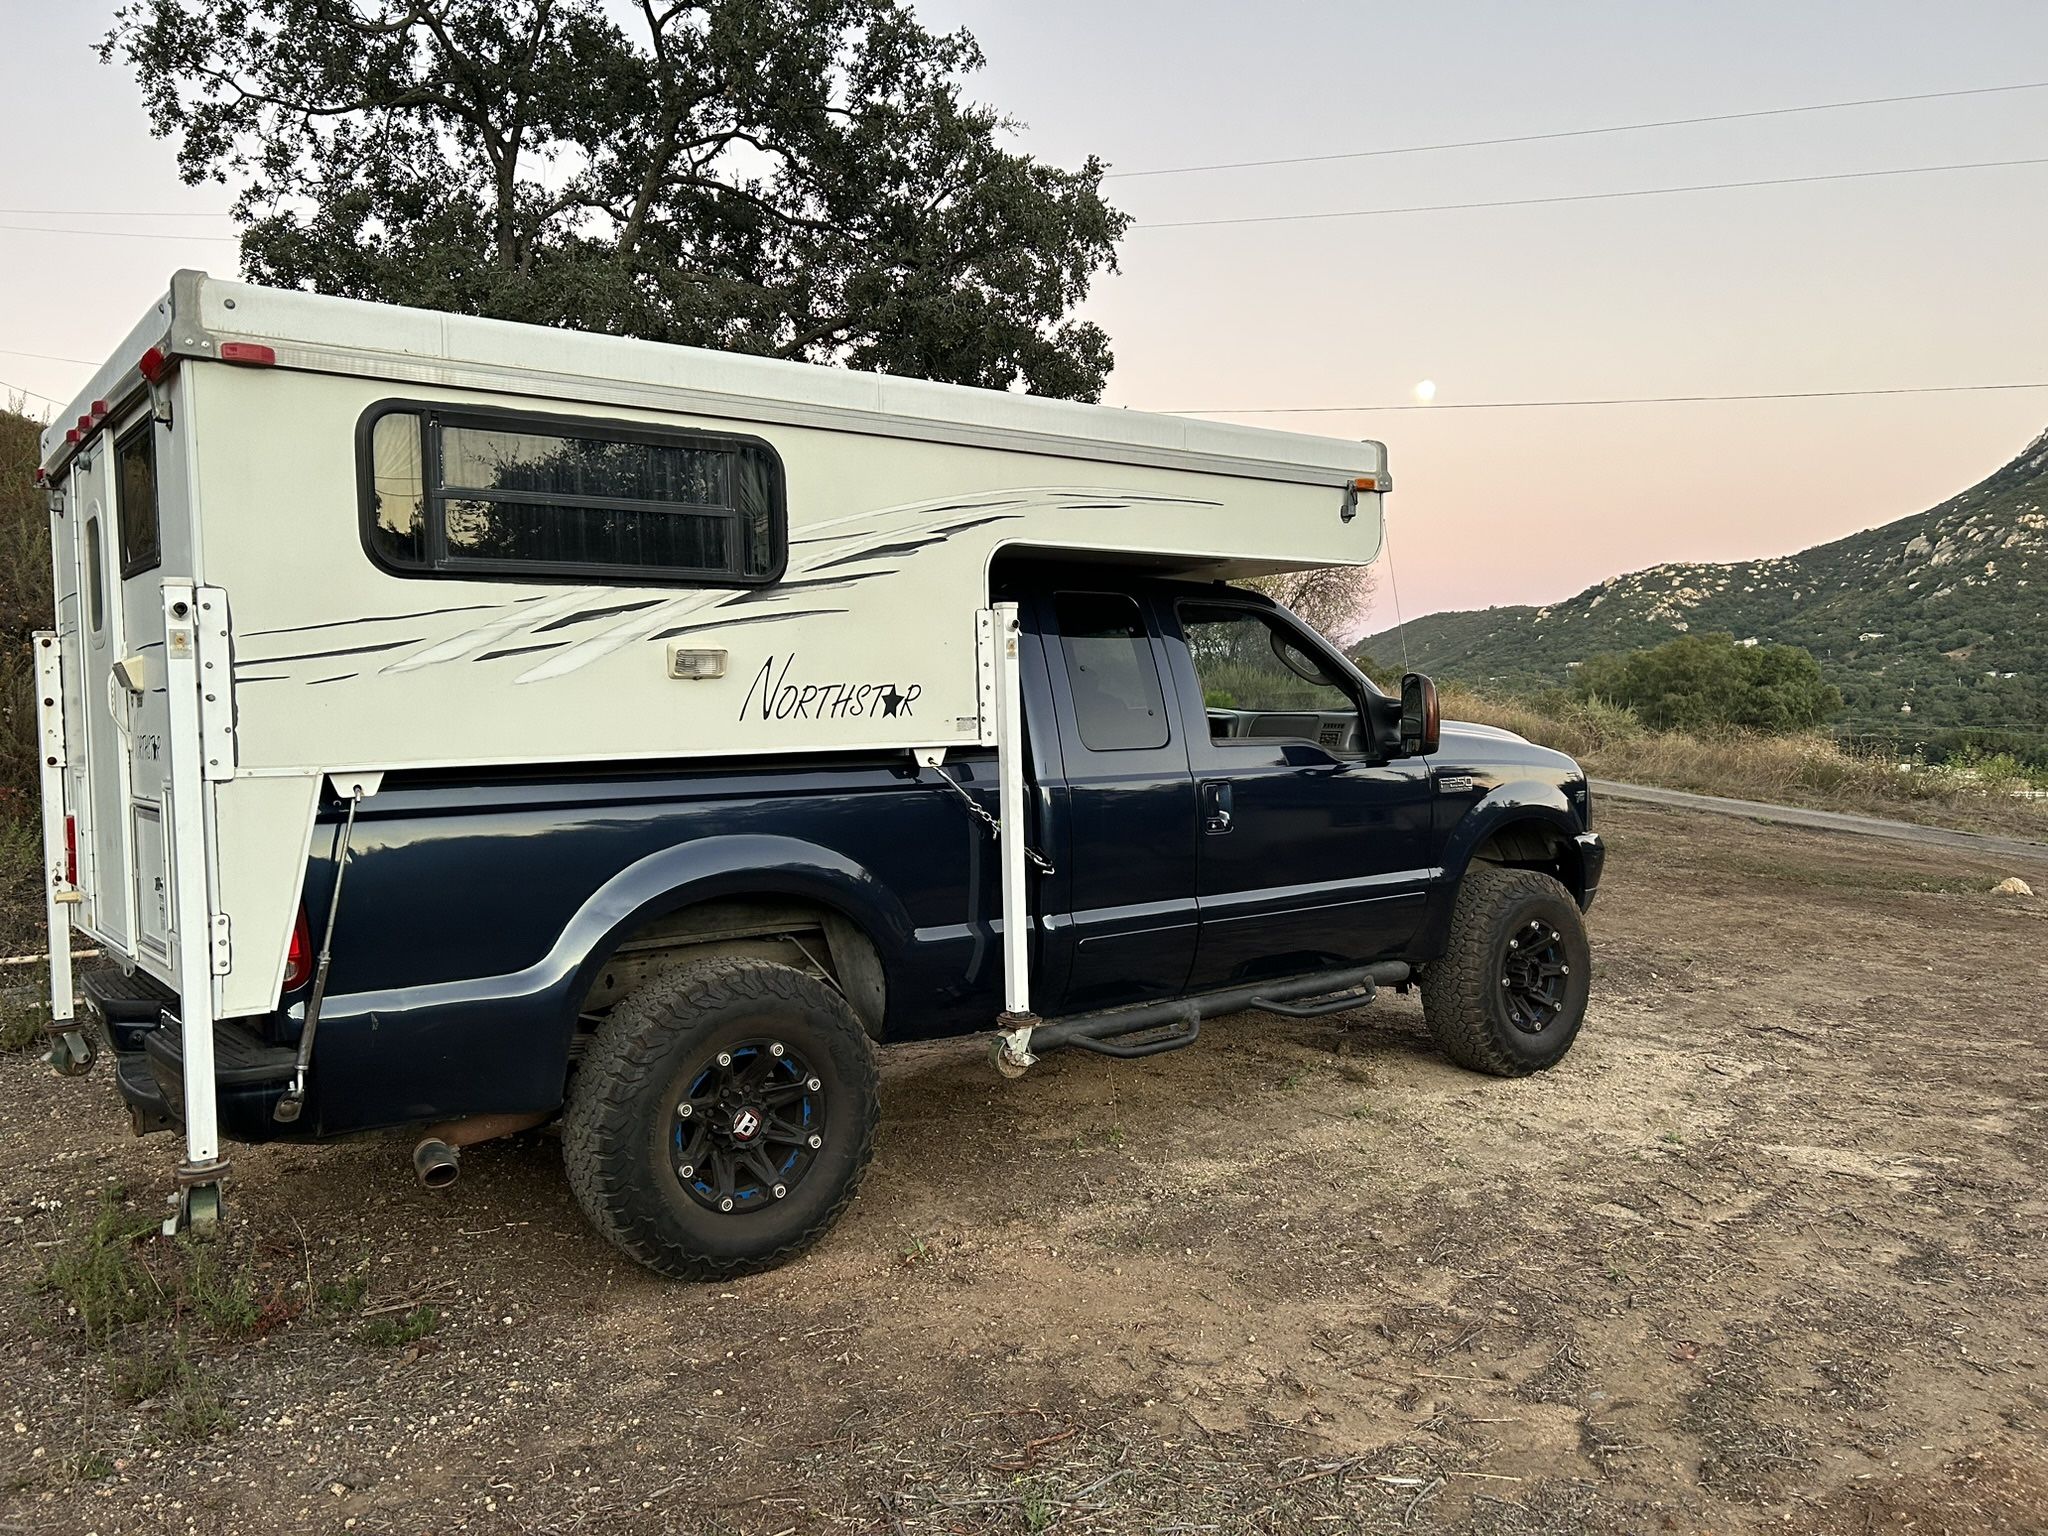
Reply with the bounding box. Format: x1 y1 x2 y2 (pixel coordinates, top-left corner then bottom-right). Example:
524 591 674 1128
64 428 83 444
76 415 91 434
138 345 170 383
64 815 77 887
34 467 46 484
90 399 109 419
219 342 276 366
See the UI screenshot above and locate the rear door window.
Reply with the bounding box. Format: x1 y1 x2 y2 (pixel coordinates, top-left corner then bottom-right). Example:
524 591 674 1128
1053 592 1169 751
114 422 161 577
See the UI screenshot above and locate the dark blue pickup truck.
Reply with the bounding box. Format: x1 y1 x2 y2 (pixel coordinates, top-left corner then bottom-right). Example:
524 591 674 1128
92 565 1601 1279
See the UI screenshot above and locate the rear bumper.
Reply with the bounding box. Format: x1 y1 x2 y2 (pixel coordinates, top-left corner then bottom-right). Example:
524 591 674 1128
112 1014 301 1144
1575 832 1605 910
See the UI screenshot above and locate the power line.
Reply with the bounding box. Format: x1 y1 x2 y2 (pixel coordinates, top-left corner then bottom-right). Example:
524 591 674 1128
1157 382 2048 415
1107 80 2048 179
1135 155 2048 230
0 207 234 219
0 223 238 243
0 345 98 367
0 377 65 409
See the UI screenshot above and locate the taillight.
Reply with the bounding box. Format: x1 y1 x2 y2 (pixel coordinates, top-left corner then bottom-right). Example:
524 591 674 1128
219 342 276 366
283 905 313 991
64 815 77 886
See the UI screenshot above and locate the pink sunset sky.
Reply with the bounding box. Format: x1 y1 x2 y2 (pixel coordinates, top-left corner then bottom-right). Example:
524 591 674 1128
3 1 2045 622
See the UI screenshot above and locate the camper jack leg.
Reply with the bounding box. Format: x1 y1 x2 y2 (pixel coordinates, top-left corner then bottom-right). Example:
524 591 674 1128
162 584 227 1236
984 602 1041 1078
31 632 93 1077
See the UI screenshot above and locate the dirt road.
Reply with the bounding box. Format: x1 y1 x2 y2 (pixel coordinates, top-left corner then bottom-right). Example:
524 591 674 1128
4 801 2046 1535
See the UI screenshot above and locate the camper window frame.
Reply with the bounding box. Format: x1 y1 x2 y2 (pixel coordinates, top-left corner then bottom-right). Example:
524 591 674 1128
354 398 789 589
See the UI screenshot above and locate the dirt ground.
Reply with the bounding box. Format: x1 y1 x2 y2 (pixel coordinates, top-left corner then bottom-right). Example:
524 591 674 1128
3 800 2046 1536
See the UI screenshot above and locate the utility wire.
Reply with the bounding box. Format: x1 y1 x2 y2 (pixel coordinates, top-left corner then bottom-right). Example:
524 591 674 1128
0 377 65 409
0 222 238 243
1157 382 2048 415
1108 80 2048 179
1135 154 2048 230
0 345 99 367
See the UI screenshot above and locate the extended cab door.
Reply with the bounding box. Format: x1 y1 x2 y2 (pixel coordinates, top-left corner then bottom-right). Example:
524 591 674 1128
1166 597 1434 991
1030 587 1200 1013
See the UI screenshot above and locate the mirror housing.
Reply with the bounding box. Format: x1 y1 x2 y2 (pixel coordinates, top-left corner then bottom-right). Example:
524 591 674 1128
1400 673 1440 757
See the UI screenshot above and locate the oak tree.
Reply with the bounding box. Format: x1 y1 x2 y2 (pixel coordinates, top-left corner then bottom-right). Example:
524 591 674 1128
105 0 1129 398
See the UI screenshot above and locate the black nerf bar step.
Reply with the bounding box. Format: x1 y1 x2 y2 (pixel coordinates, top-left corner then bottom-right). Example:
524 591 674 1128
1030 962 1411 1060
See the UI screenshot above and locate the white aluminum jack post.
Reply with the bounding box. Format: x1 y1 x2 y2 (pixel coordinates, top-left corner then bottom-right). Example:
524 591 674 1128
32 631 92 1077
983 602 1040 1078
162 582 228 1235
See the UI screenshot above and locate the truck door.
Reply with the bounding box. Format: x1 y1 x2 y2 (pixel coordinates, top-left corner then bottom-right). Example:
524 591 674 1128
1032 588 1200 1013
1167 597 1434 992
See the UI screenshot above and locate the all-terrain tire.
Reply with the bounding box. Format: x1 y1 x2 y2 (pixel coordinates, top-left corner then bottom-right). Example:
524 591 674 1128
562 956 879 1280
1420 865 1591 1077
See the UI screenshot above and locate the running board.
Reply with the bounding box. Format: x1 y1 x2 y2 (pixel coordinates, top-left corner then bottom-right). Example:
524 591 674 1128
1024 962 1410 1063
1248 982 1379 1018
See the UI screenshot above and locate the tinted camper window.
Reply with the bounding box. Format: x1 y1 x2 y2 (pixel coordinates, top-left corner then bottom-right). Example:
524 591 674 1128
115 422 161 577
360 403 785 586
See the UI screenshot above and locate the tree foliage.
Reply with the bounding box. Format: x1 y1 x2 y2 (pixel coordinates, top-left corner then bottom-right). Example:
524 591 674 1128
1574 632 1841 734
104 0 1129 399
1247 565 1377 643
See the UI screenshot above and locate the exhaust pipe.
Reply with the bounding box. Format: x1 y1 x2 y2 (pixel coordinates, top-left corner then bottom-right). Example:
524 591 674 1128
413 1138 460 1189
409 1110 550 1190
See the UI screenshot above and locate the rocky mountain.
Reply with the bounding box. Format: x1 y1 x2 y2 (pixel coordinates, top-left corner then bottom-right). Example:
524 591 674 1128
1362 426 2048 753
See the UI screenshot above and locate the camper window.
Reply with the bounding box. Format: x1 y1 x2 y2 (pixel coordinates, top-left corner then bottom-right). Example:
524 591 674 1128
84 517 105 633
359 402 784 587
115 421 161 577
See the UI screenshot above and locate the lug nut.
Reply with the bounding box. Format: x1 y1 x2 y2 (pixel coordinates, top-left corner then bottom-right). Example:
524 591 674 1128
772 1184 787 1200
807 1133 822 1149
769 1042 785 1058
718 1197 734 1212
805 1076 821 1092
677 1102 693 1119
678 1164 694 1179
716 1051 732 1067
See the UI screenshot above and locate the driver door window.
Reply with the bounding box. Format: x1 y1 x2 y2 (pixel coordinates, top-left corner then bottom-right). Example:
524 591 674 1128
1177 602 1361 756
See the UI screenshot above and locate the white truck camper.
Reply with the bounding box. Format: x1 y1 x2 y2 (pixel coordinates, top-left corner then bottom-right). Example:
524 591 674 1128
36 270 1391 1237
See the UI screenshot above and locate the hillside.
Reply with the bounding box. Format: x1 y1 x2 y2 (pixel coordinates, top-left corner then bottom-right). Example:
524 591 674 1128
1365 426 2048 752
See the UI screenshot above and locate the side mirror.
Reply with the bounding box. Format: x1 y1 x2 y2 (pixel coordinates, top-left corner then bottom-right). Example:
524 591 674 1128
1400 673 1440 756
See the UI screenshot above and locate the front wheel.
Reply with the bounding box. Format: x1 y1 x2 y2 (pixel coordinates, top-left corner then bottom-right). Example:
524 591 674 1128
562 956 879 1280
1421 866 1591 1077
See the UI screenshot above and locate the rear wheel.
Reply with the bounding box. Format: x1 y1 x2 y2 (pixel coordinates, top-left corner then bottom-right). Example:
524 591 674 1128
1421 865 1591 1077
562 956 879 1280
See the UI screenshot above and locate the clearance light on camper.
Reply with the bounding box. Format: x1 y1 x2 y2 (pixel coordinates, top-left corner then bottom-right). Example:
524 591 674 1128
219 342 276 366
90 400 109 421
138 345 171 383
1353 474 1381 493
64 815 77 887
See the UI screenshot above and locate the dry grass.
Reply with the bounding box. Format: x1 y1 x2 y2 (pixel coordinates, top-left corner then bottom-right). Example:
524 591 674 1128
1439 682 2048 839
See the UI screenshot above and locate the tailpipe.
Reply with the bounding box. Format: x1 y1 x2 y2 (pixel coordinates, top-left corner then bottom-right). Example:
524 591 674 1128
409 1110 550 1191
412 1138 460 1189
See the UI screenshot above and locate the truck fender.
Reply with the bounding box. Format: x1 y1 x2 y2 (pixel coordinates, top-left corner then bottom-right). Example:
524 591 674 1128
1437 781 1587 900
558 832 914 1033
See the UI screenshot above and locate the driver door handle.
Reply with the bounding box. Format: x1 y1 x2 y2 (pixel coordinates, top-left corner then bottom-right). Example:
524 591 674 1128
1200 780 1234 834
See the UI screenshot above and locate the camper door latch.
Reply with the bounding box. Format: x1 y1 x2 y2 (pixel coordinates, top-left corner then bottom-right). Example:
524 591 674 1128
210 913 231 976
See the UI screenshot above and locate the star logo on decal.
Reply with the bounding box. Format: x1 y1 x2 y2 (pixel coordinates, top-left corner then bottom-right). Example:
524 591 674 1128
879 687 906 717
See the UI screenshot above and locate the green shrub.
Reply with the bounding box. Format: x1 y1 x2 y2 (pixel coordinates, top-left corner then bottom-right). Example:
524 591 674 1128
1574 633 1840 734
